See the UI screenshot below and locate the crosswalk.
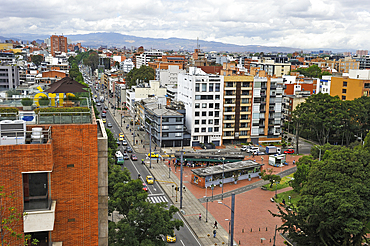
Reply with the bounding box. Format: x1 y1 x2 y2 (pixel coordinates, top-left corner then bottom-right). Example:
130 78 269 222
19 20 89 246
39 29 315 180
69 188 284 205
147 195 168 204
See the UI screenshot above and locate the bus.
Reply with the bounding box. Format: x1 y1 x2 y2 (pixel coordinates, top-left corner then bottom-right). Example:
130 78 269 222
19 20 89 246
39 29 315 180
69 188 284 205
115 151 124 165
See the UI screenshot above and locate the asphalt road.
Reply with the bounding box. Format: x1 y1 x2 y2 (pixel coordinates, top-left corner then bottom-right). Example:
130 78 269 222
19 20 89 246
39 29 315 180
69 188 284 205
90 79 201 246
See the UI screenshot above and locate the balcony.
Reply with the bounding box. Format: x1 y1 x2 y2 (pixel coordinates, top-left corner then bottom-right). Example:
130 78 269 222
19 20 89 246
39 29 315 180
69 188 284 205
24 200 56 233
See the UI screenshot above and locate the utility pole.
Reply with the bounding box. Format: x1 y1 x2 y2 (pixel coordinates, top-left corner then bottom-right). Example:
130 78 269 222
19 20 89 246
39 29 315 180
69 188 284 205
180 141 184 209
295 121 299 155
149 124 152 169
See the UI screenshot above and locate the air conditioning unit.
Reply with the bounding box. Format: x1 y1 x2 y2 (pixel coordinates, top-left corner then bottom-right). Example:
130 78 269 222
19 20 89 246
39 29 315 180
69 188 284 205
0 120 26 145
31 127 44 144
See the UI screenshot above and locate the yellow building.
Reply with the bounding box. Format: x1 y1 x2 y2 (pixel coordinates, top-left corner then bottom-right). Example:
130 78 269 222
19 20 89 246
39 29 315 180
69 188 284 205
330 76 370 100
222 75 254 144
0 43 13 51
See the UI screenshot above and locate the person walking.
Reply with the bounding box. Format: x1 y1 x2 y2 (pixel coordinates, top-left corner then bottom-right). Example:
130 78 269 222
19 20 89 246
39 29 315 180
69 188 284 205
213 221 218 229
213 229 217 238
293 160 296 165
199 213 202 220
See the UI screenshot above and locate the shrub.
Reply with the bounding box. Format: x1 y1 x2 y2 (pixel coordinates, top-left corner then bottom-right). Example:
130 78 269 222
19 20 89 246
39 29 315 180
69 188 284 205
21 98 33 106
39 96 50 106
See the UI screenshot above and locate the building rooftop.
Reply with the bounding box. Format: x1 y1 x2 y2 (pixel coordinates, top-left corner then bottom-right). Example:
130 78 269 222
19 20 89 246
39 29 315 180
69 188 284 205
192 160 261 177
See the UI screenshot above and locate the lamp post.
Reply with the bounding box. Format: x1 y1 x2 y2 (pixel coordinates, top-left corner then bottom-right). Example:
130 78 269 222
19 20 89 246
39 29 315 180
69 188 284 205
314 145 322 161
218 193 235 246
222 157 225 200
204 196 209 223
180 144 184 209
273 180 278 198
225 219 230 246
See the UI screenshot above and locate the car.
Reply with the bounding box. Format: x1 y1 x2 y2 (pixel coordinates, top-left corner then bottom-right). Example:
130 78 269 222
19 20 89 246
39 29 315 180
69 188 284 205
102 119 106 123
119 133 124 138
107 122 112 128
131 154 138 161
123 152 129 160
126 146 133 152
142 183 148 192
122 140 127 146
116 140 120 146
104 106 108 110
102 110 106 113
240 145 250 151
148 152 159 158
94 95 97 98
96 102 101 107
166 231 176 243
284 149 295 154
146 175 154 184
101 113 106 118
119 136 124 141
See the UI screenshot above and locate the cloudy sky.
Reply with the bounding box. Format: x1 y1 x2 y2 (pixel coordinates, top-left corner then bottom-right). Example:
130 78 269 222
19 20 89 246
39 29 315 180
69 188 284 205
1 0 370 49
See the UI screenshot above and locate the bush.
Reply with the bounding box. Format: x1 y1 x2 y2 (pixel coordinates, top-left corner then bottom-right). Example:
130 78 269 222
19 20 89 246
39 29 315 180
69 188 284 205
39 96 50 106
21 98 33 106
0 107 19 114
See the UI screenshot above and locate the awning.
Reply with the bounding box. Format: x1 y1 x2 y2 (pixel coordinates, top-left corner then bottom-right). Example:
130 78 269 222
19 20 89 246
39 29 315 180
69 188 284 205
176 158 241 163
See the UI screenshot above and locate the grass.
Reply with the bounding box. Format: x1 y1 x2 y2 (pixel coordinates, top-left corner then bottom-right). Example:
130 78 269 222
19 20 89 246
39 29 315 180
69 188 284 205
262 174 294 191
274 190 301 207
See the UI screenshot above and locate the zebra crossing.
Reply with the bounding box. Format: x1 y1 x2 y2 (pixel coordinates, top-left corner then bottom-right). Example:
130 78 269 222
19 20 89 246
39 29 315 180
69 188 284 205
147 195 168 204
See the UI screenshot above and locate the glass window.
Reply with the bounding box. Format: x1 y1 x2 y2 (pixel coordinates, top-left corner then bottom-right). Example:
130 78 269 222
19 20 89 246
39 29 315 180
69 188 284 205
176 117 182 122
209 119 213 124
201 128 206 132
195 112 200 116
162 132 168 137
162 118 169 122
175 133 182 137
195 120 199 124
202 112 207 116
195 103 200 108
202 84 207 92
202 120 206 124
209 83 214 92
195 83 200 92
195 95 201 100
342 95 346 100
215 103 220 109
214 127 219 132
215 95 220 100
202 103 207 108
209 111 213 116
208 127 213 132
215 111 219 117
23 173 49 211
343 81 347 87
193 136 198 140
215 83 220 92
209 103 213 108
342 89 347 94
195 128 199 132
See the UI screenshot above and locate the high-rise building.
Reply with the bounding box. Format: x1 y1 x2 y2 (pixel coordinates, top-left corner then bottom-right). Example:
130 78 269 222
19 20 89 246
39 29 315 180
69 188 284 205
50 35 68 56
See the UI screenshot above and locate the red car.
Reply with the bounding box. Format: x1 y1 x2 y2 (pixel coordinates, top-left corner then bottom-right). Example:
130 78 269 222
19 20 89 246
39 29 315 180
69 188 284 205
102 110 107 113
284 149 295 154
142 183 148 192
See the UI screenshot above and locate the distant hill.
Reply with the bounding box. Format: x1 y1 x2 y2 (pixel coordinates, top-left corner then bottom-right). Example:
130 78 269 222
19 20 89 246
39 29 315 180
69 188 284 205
0 32 355 53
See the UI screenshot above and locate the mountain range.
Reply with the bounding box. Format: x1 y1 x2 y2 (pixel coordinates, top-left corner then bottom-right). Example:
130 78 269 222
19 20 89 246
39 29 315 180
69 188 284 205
0 32 355 53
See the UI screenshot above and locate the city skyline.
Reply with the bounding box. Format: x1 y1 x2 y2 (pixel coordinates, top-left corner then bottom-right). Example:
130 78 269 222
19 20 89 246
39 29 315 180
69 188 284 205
1 0 370 50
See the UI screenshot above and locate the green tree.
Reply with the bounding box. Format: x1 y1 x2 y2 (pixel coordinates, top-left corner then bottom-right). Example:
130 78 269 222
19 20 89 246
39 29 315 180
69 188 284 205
260 169 281 188
125 66 155 89
108 180 183 246
271 147 370 245
290 155 315 193
31 55 43 66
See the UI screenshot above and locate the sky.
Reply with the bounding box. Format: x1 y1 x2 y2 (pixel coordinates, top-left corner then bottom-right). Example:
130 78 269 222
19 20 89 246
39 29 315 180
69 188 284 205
1 0 370 50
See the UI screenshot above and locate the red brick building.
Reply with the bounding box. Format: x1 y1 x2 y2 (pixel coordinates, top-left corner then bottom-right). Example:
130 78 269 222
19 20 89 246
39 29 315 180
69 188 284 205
50 35 68 56
0 112 108 245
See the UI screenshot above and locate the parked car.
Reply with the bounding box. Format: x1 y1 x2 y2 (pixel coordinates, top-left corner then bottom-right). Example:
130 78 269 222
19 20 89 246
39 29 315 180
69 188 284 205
102 119 106 123
107 122 112 128
123 152 129 160
101 113 106 118
284 149 295 154
126 146 133 152
122 140 127 146
240 145 251 151
166 231 176 243
104 106 108 110
146 176 154 184
131 154 138 161
102 110 107 113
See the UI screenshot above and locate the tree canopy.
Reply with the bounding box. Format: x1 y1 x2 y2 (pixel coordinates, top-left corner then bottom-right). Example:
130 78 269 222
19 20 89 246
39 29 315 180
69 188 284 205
271 139 370 245
31 55 43 66
292 65 330 78
125 66 155 89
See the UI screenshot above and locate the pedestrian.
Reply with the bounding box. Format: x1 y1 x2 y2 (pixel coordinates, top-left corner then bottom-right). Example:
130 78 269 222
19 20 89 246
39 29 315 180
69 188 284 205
213 229 216 238
293 160 296 165
213 221 218 229
141 139 143 144
282 199 286 205
199 213 202 220
138 173 141 179
168 160 171 167
157 159 159 164
252 152 255 158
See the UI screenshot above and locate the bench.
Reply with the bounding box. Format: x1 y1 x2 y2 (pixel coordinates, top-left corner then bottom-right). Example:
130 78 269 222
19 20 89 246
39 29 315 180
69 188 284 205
261 186 267 190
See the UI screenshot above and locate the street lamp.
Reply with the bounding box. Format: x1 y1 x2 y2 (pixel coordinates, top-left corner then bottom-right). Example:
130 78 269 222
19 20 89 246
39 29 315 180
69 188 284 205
218 193 235 246
273 180 278 198
222 157 225 200
314 145 322 161
225 219 230 246
204 196 209 223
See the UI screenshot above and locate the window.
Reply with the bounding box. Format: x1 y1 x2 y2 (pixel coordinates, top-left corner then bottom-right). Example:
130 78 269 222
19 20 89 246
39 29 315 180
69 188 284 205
23 173 49 211
215 103 220 109
195 120 199 124
215 111 220 117
214 119 219 125
342 95 346 100
202 120 206 124
208 127 213 132
193 136 198 140
202 84 207 92
201 128 206 132
215 95 220 100
195 103 200 108
162 126 169 130
209 103 213 108
176 117 182 122
202 112 207 116
162 118 169 122
195 128 199 132
195 83 200 92
162 132 169 137
195 95 201 100
342 89 347 94
202 103 207 108
209 83 214 92
195 112 200 116
215 83 220 92
214 127 219 132
209 111 213 116
175 133 182 137
209 119 213 124
343 81 347 87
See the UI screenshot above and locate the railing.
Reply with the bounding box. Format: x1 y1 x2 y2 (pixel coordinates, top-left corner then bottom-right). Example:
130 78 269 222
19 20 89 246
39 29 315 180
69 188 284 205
37 112 91 124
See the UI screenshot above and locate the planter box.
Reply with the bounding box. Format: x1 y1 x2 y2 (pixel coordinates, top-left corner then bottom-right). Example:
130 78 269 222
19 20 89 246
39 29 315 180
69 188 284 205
23 106 33 111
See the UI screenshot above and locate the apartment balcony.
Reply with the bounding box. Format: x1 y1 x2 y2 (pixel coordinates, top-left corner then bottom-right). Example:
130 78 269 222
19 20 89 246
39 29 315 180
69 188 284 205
24 200 56 233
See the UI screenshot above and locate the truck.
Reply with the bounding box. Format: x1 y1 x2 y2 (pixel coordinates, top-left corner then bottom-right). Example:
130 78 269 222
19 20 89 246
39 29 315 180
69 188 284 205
265 146 281 155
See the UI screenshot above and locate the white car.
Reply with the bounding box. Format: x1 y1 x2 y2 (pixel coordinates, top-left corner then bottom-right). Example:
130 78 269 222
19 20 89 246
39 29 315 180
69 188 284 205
241 146 250 151
247 147 260 153
122 140 128 146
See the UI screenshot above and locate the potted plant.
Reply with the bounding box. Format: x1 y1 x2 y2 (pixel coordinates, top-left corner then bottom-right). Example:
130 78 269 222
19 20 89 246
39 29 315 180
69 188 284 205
248 174 251 181
258 172 262 179
21 98 33 110
39 96 50 106
234 173 238 184
219 181 223 187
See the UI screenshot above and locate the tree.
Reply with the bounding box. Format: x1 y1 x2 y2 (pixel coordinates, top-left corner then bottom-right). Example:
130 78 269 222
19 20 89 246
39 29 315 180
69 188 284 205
31 55 43 66
289 155 315 193
271 147 370 245
0 186 38 245
260 169 281 188
125 66 155 89
108 180 183 246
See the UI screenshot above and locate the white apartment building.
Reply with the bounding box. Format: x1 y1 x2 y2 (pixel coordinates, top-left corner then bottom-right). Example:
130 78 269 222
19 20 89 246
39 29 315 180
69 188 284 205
157 65 185 87
126 80 167 112
178 67 224 147
121 58 134 73
136 50 163 68
316 75 332 94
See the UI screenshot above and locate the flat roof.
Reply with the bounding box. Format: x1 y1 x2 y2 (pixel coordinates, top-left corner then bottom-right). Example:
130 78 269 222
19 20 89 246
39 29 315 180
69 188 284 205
192 160 261 177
